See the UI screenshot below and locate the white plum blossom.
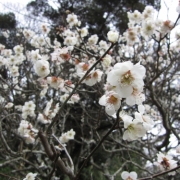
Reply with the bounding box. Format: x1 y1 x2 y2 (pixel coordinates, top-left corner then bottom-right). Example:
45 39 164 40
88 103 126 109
107 61 145 98
59 129 76 144
76 62 90 75
127 10 142 24
23 172 37 180
71 94 80 103
160 20 174 35
126 87 145 106
40 24 50 34
61 80 75 93
37 113 51 124
9 65 19 77
13 45 23 54
23 29 35 40
18 120 38 144
47 76 65 90
121 171 138 180
30 49 41 63
134 104 154 131
99 91 121 116
5 102 14 108
80 27 88 37
122 114 146 141
88 34 99 45
51 47 71 63
66 13 79 27
176 0 180 13
99 40 108 50
22 101 36 119
176 145 180 153
102 54 112 69
141 19 156 38
64 36 77 46
83 69 103 86
34 60 50 78
37 99 60 124
66 129 76 140
154 152 177 176
107 30 119 43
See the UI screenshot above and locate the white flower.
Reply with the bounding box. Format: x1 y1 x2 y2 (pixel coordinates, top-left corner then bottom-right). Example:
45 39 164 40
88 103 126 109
5 102 14 108
126 87 145 106
102 54 112 69
13 45 23 54
76 62 90 75
176 145 180 153
23 29 35 40
66 129 75 140
160 20 174 34
99 91 121 116
59 133 69 144
23 172 37 180
107 61 145 98
121 171 137 180
134 105 154 131
47 76 64 90
80 27 88 37
99 40 108 50
9 65 19 77
66 13 79 27
71 94 80 103
37 113 51 124
122 114 146 141
141 19 156 37
107 30 119 43
177 1 180 13
34 60 50 78
22 101 36 119
59 129 76 144
30 49 41 63
83 69 103 86
64 36 77 46
154 152 177 176
40 24 50 34
18 120 38 144
127 10 142 23
88 34 99 45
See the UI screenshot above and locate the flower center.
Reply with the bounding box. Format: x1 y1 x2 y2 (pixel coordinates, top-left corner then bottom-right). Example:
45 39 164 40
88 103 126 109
121 70 134 86
126 177 133 180
41 66 46 71
93 71 98 78
108 95 118 105
161 157 170 169
82 63 89 71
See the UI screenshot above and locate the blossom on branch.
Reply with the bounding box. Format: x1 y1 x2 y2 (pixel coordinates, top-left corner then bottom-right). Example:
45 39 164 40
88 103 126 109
122 114 146 141
107 61 145 98
154 152 177 176
99 91 121 116
23 172 37 180
34 59 50 78
121 171 138 180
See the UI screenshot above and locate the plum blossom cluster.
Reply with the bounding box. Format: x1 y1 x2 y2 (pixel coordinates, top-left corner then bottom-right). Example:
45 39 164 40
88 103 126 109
154 152 177 176
0 4 180 179
18 120 38 144
59 129 76 145
23 172 37 180
99 61 146 116
121 171 137 180
22 101 36 119
37 99 60 124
